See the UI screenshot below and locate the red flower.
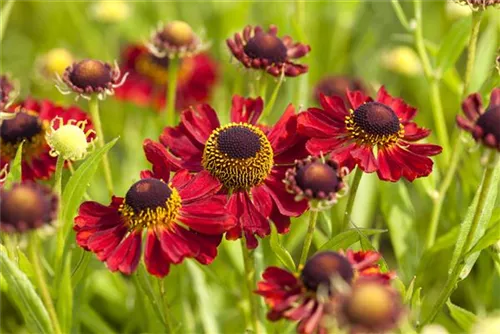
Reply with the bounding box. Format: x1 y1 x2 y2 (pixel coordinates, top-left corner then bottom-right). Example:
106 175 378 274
227 25 310 77
255 251 394 334
456 87 500 151
74 140 236 277
298 86 442 182
114 44 217 112
0 99 94 181
157 95 308 248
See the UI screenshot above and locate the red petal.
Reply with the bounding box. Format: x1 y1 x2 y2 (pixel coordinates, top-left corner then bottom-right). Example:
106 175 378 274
144 230 170 277
262 267 299 287
159 124 204 172
159 226 197 264
263 168 308 217
87 224 128 261
180 104 219 145
305 136 349 156
350 145 378 173
179 196 236 234
319 94 349 120
346 89 371 110
143 139 171 182
490 87 500 107
176 170 222 204
376 147 404 182
461 92 483 122
106 231 142 275
403 122 431 141
406 143 442 156
230 95 264 125
376 86 417 122
270 205 292 234
297 108 343 138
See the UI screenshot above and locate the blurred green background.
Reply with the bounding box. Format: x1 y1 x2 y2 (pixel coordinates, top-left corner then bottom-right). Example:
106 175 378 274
1 1 500 333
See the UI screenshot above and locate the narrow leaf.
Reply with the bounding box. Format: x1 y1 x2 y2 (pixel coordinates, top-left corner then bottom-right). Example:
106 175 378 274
466 220 500 256
0 251 52 334
446 301 477 332
470 20 498 92
436 17 471 74
319 228 387 251
56 256 73 333
270 224 296 272
3 141 24 189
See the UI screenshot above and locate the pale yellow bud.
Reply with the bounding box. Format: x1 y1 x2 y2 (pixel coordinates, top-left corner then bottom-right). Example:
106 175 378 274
89 1 130 24
381 46 422 76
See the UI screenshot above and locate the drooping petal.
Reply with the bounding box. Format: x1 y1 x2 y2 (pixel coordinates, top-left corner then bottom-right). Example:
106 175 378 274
178 196 236 234
144 230 170 277
461 92 483 122
350 145 378 173
106 231 142 275
263 168 308 217
180 104 220 145
176 170 222 204
142 139 171 182
297 107 344 138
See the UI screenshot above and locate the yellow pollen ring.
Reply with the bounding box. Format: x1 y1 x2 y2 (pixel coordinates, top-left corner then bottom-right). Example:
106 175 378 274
202 122 274 190
0 110 48 161
345 109 405 147
118 184 182 231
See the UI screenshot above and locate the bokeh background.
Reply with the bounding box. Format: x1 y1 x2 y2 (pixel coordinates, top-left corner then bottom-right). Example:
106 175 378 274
1 1 499 333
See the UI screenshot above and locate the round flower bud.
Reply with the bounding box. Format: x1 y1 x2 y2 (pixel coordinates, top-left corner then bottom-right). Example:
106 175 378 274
45 117 96 161
381 46 422 76
38 48 74 79
89 0 130 23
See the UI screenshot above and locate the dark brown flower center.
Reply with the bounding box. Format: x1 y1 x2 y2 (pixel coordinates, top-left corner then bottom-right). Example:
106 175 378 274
353 102 401 137
69 59 113 89
0 183 52 231
316 76 364 100
159 21 194 47
202 123 274 190
125 178 173 213
301 251 354 293
476 104 500 142
0 111 43 144
217 126 262 159
295 161 341 198
244 33 287 63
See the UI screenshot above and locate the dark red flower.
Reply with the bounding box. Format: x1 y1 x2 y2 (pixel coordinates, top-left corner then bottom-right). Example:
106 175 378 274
0 99 94 181
227 25 311 77
157 95 308 248
314 75 367 107
456 87 500 151
298 86 442 182
74 140 236 277
114 44 217 112
57 59 127 100
284 157 347 210
255 250 394 334
0 181 58 233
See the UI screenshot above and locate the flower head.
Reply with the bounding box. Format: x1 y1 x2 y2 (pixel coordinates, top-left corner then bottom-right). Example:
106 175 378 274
157 95 309 248
74 140 235 277
0 181 58 233
227 25 311 77
455 0 500 10
314 76 367 106
89 0 130 23
57 59 128 100
336 280 404 333
45 117 96 161
115 44 217 112
0 99 94 180
298 86 442 182
36 48 74 79
255 250 393 334
285 157 347 210
148 21 207 59
456 87 500 151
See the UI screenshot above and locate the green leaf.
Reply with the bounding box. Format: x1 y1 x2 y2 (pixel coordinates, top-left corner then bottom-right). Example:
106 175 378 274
411 287 422 320
380 182 418 280
436 17 471 74
319 228 387 251
404 277 416 305
0 251 52 334
470 20 498 92
56 256 73 334
466 220 500 256
446 301 477 332
270 224 296 272
79 305 117 334
134 265 167 328
186 262 220 334
3 141 24 189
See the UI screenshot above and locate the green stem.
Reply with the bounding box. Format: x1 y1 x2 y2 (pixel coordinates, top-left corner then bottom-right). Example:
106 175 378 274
159 279 175 333
261 73 284 122
426 138 464 249
342 167 363 231
299 210 319 267
424 11 483 249
165 57 179 127
0 0 15 42
28 233 62 334
423 151 499 324
413 0 450 155
53 155 65 195
391 0 411 32
241 239 260 334
88 97 114 195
